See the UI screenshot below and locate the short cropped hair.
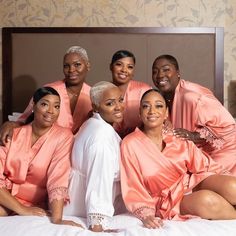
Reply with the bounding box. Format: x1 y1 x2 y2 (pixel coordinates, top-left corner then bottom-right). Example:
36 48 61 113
90 81 117 107
152 54 179 71
65 46 89 62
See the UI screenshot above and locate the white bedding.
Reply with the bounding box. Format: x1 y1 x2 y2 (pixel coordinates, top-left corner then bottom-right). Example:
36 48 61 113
1 214 236 236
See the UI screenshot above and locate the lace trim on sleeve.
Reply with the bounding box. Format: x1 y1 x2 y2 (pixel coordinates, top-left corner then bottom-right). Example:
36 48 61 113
199 127 224 149
0 178 12 190
48 187 69 203
87 213 110 230
133 206 156 220
0 179 7 189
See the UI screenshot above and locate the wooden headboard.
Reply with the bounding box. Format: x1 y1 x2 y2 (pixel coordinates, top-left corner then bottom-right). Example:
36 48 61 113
2 27 224 122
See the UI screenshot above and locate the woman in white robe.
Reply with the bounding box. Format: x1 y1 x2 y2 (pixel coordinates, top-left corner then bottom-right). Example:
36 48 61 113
64 81 125 232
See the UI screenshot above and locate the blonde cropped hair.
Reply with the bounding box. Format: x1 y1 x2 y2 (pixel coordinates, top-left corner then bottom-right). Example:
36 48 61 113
90 81 117 107
65 46 89 62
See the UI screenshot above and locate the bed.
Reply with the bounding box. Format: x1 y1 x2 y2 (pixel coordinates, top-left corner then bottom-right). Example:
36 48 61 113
4 112 236 235
1 214 236 236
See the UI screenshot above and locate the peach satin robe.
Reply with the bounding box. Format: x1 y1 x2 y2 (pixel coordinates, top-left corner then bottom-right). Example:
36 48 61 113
115 80 151 137
0 124 74 207
121 128 225 220
171 79 236 174
18 80 92 134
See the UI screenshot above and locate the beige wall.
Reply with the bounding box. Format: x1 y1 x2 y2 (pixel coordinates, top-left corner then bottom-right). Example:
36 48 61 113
1 0 236 120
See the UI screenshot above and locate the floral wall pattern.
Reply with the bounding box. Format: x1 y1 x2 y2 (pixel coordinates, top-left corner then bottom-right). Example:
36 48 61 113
1 0 236 120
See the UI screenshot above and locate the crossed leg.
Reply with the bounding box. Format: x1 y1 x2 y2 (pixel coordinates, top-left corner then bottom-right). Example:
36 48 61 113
180 174 236 220
0 205 11 216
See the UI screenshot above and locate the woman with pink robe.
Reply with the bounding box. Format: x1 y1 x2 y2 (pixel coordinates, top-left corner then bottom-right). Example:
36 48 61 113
0 46 92 145
152 54 236 174
17 79 91 134
110 50 151 138
0 87 81 227
121 88 236 229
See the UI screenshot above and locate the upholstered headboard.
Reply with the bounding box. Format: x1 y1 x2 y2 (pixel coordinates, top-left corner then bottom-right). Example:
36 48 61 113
2 27 224 122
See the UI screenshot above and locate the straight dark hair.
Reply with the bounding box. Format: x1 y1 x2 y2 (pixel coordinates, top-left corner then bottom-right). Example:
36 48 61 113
110 50 136 66
140 88 167 105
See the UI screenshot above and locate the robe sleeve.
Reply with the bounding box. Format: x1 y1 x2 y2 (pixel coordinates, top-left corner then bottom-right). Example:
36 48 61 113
0 145 9 188
120 140 156 220
46 129 74 203
84 140 118 228
185 140 226 185
196 95 235 149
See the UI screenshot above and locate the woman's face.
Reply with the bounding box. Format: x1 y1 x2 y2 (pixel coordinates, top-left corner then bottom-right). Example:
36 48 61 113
140 91 168 130
63 52 90 86
110 57 135 86
33 94 60 128
96 87 124 125
152 58 180 94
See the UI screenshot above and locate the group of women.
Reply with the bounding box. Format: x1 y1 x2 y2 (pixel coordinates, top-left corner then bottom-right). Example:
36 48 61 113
0 45 236 232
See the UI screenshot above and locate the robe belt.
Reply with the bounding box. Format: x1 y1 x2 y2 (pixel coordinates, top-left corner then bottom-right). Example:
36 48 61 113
155 175 185 219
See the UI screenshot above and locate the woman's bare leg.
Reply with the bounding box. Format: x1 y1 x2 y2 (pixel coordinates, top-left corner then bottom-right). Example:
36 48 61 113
0 205 11 216
180 190 236 219
196 174 236 204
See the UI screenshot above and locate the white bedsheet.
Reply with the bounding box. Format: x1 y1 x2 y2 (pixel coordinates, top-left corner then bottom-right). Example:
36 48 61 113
0 214 236 236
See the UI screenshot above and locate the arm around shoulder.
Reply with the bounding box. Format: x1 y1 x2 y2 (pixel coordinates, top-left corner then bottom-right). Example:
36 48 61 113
0 121 22 146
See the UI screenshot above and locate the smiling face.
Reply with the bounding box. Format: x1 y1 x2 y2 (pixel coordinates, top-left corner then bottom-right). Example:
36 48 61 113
63 52 90 86
152 58 180 94
140 90 168 130
95 87 124 125
110 57 135 86
33 94 60 128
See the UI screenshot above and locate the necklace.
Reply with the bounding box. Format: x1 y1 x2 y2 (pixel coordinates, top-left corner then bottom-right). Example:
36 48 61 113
67 88 80 97
68 92 78 97
165 94 174 104
144 130 164 151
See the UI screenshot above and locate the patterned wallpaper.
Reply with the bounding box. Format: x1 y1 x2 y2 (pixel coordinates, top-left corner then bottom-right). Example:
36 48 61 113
1 0 236 119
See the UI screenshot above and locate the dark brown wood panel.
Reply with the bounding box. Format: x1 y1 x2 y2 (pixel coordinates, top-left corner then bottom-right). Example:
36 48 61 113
2 27 224 122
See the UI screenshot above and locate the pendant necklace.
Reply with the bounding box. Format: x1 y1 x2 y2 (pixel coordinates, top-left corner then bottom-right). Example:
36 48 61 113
67 89 79 97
